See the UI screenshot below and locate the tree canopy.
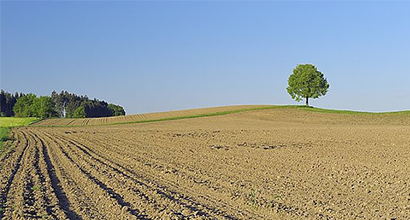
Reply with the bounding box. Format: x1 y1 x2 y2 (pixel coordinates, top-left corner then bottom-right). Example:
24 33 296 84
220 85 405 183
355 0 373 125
72 106 86 118
14 94 57 118
50 91 126 118
287 64 329 107
108 104 126 116
1 90 126 119
0 90 24 117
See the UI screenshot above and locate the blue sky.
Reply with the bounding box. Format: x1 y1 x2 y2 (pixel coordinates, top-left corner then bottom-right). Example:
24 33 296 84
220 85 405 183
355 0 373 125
1 1 409 114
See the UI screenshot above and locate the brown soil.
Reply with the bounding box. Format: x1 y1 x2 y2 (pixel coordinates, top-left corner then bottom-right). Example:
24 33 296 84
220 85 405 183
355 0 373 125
33 105 271 127
2 108 410 219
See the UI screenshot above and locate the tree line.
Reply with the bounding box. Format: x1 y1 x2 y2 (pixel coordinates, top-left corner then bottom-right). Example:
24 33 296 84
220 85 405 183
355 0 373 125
0 91 24 117
0 90 125 119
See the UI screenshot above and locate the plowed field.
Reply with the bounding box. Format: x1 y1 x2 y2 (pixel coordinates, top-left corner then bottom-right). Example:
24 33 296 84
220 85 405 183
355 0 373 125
2 107 410 219
33 105 272 127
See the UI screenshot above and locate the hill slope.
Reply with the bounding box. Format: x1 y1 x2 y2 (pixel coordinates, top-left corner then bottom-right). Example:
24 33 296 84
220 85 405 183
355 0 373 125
32 105 273 126
32 105 410 127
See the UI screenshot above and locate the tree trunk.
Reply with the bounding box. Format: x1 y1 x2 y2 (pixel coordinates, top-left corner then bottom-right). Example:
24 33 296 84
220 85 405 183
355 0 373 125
305 97 309 107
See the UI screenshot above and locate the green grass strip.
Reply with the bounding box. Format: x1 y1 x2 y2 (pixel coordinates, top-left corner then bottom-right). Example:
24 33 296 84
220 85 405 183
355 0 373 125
300 106 410 115
0 117 39 127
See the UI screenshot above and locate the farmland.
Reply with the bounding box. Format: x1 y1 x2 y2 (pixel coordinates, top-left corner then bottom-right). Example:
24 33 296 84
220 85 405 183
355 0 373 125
1 106 410 219
32 105 273 127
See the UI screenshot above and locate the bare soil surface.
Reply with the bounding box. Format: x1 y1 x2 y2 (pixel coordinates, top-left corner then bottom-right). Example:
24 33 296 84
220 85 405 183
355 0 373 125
2 108 410 219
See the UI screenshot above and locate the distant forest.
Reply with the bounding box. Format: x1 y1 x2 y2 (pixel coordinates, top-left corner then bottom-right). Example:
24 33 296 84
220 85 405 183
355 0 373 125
0 90 125 118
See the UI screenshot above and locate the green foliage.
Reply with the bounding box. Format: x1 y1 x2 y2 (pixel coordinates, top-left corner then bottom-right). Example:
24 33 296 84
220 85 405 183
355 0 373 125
52 91 125 118
108 104 126 116
0 90 24 117
34 96 58 119
13 94 37 117
72 106 86 118
287 64 329 106
4 90 125 119
13 94 57 118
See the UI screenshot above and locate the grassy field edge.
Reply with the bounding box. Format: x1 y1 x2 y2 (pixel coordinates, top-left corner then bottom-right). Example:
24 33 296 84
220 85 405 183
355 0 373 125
0 117 39 155
0 117 40 128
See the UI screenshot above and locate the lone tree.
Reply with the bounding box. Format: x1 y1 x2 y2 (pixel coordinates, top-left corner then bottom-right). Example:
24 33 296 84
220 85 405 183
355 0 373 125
287 64 329 107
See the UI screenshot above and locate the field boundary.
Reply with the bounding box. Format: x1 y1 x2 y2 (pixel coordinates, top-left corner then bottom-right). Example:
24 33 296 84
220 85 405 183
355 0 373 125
0 117 40 128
